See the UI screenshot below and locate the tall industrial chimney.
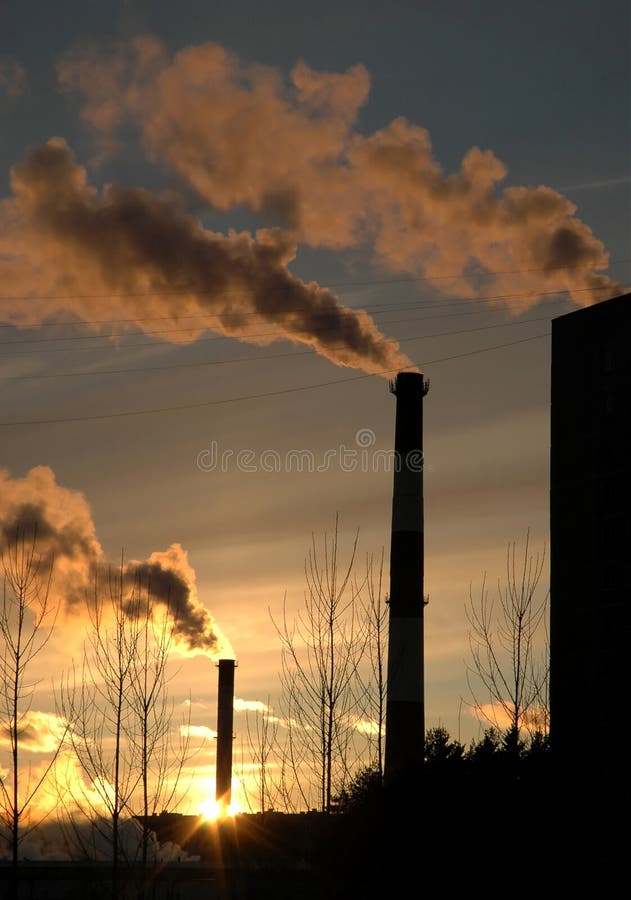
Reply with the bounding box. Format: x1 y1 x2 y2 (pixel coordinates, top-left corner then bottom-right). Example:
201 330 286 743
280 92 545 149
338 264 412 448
215 658 236 812
384 371 429 783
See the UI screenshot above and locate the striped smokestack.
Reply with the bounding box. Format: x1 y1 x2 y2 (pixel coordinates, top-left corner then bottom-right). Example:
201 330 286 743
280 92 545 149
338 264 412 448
384 371 429 783
215 658 236 812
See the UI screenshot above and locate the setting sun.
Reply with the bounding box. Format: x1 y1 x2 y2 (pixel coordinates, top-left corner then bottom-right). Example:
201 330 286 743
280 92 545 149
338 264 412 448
199 778 245 820
199 797 243 820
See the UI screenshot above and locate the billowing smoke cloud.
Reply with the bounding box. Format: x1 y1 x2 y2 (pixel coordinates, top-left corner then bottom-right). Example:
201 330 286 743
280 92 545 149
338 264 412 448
0 466 103 608
57 37 624 307
122 545 221 653
0 466 229 655
0 138 413 376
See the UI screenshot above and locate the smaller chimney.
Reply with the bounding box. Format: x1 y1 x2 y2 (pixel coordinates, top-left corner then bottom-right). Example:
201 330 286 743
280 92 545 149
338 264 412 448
215 658 236 813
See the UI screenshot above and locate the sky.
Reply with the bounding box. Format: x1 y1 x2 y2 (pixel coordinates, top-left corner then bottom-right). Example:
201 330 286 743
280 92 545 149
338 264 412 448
0 0 630 816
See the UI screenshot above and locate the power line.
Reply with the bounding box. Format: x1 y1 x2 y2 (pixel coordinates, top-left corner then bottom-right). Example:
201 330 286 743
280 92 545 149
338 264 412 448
0 257 627 305
0 285 603 350
0 332 549 427
1 315 556 382
0 296 568 357
0 270 610 332
0 290 545 331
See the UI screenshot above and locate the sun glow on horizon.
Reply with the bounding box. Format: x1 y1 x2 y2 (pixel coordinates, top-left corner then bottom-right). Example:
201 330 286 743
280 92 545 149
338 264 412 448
198 777 245 820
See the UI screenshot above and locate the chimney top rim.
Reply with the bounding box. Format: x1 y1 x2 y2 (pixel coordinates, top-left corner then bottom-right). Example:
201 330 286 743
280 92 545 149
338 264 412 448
389 371 429 396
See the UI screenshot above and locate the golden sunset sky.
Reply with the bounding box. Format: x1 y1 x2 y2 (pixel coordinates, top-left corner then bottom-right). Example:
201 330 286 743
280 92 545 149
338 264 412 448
0 0 629 816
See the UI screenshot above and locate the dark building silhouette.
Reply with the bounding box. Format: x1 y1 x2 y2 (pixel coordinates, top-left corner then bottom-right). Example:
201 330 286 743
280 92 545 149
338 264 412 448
550 290 631 834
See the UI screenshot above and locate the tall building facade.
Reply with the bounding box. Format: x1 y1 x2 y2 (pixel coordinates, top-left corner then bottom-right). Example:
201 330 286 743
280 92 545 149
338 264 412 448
550 291 631 823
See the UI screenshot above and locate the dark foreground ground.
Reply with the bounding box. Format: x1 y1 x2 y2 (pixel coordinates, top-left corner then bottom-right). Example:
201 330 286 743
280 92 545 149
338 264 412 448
1 766 628 899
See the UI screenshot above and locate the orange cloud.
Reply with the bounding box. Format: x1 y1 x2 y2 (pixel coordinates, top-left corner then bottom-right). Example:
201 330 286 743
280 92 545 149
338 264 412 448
233 698 270 713
0 138 412 375
0 464 103 609
0 711 69 754
180 724 217 740
0 466 229 656
57 37 624 307
469 702 548 733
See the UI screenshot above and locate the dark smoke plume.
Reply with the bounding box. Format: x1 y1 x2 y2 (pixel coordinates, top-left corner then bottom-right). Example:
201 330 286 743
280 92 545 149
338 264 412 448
55 37 625 308
0 139 413 376
0 466 229 656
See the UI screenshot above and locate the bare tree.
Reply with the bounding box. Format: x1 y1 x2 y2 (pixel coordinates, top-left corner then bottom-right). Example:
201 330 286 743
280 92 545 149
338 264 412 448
242 697 279 816
271 515 369 813
466 530 550 749
0 526 64 878
57 562 140 889
57 561 199 897
357 549 387 778
57 562 196 891
124 576 193 877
